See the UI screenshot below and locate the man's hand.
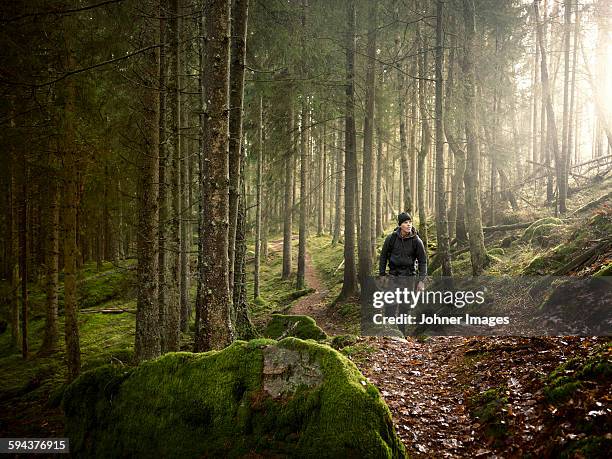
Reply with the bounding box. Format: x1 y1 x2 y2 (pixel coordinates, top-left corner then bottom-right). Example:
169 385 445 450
416 281 425 291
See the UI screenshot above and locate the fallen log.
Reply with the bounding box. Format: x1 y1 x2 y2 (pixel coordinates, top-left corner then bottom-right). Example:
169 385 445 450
552 240 612 275
80 308 136 314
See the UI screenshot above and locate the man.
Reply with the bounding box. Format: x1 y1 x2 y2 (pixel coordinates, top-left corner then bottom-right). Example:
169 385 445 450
379 212 427 291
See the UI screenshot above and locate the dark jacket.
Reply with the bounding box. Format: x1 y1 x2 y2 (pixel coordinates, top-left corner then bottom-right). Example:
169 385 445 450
379 227 427 280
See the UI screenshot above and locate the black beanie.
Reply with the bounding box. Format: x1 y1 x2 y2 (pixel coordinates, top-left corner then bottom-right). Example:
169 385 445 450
398 212 412 225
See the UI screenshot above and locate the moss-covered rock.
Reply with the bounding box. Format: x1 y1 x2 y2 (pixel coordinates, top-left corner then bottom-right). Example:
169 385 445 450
521 217 563 244
488 248 505 257
62 338 407 458
264 314 327 340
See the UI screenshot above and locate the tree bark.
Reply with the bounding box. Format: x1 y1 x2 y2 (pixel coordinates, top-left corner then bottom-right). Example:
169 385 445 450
359 0 377 285
282 97 294 279
462 0 488 275
194 0 234 351
435 0 452 277
254 95 263 297
135 0 161 363
40 180 60 355
339 0 358 300
297 97 308 290
417 27 430 248
228 0 249 300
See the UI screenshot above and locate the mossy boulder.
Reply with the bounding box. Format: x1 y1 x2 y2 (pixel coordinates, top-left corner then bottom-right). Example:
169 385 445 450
488 248 505 257
521 217 563 244
264 314 327 340
62 338 406 458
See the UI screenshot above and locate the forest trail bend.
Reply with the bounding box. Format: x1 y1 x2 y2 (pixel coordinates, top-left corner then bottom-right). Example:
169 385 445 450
268 238 349 336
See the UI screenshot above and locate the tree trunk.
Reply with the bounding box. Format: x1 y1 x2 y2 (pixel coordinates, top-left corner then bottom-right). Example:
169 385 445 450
435 0 452 277
560 0 571 213
417 27 430 249
195 0 234 351
19 153 28 359
166 0 181 352
398 50 412 213
254 95 263 297
359 0 377 285
282 97 294 279
339 0 358 300
297 97 308 290
9 152 20 348
333 124 343 245
40 180 60 355
233 148 257 340
135 1 161 363
228 0 249 301
158 6 168 353
535 0 563 212
462 0 488 275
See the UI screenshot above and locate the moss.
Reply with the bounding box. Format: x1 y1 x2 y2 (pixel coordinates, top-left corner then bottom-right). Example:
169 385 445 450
521 217 563 243
469 387 509 444
544 349 612 404
558 436 612 459
330 334 359 350
594 263 612 277
62 338 407 458
488 248 505 256
264 314 327 341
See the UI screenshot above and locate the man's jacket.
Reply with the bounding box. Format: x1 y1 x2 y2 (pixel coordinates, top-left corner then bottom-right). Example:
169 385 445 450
379 227 427 280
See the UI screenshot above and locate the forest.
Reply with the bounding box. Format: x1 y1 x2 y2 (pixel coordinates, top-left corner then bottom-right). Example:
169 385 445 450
0 0 611 457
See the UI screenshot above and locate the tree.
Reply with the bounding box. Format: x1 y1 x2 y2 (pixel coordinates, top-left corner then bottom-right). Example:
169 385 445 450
461 0 488 275
339 0 358 300
359 0 377 286
228 0 249 300
194 0 234 352
135 0 161 363
434 0 452 277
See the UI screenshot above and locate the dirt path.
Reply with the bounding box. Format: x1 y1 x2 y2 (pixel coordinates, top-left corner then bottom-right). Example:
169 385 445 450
267 238 349 336
356 336 479 458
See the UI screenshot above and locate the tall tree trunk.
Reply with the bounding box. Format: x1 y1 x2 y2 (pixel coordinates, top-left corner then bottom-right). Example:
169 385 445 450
534 0 563 214
359 0 377 285
398 58 412 214
194 0 234 351
158 6 168 353
254 95 263 298
339 0 358 300
179 1 190 333
282 97 294 279
332 124 343 245
40 180 59 355
462 0 488 275
18 153 28 359
567 0 579 170
417 27 430 248
9 151 20 348
560 0 571 213
376 127 383 238
228 0 249 300
532 23 540 172
297 98 308 290
435 0 452 276
135 1 161 363
233 148 257 340
166 0 181 352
